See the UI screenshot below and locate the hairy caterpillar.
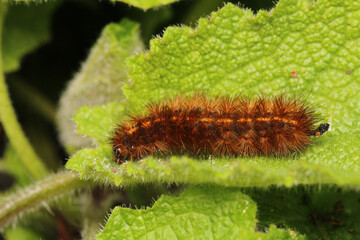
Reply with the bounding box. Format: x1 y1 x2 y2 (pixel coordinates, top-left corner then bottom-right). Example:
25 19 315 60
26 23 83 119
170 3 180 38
111 95 330 163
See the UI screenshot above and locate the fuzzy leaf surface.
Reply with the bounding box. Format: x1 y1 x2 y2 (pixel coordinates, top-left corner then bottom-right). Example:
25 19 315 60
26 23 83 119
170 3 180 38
111 0 180 10
67 0 360 187
97 186 305 240
57 19 143 151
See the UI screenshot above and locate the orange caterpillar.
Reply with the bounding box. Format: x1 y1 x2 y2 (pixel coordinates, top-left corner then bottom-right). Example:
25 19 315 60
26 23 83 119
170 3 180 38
110 95 330 163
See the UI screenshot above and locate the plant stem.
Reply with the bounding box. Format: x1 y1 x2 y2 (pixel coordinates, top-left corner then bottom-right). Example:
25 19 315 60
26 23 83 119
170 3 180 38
0 2 49 180
0 171 89 229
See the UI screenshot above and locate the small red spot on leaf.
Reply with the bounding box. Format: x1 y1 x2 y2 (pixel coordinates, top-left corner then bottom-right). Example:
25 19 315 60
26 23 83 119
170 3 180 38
346 70 351 75
291 71 298 78
111 168 118 173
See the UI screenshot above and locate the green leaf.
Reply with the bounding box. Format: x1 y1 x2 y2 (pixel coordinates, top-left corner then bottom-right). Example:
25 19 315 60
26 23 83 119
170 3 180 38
1 145 32 187
247 185 360 240
111 0 180 10
66 0 360 187
97 186 306 240
2 1 60 73
57 19 143 151
4 226 43 240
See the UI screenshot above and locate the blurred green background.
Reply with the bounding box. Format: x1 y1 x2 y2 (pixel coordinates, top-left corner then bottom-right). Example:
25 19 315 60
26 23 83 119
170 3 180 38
1 1 278 239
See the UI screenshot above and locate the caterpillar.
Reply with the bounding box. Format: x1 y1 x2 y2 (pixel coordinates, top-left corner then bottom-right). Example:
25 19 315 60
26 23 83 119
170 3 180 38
110 94 330 163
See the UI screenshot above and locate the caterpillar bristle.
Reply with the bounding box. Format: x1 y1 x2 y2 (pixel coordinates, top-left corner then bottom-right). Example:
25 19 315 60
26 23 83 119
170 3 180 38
110 94 329 163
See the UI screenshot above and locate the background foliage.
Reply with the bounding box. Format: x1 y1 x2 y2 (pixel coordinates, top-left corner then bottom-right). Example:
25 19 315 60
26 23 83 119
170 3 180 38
0 0 359 239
